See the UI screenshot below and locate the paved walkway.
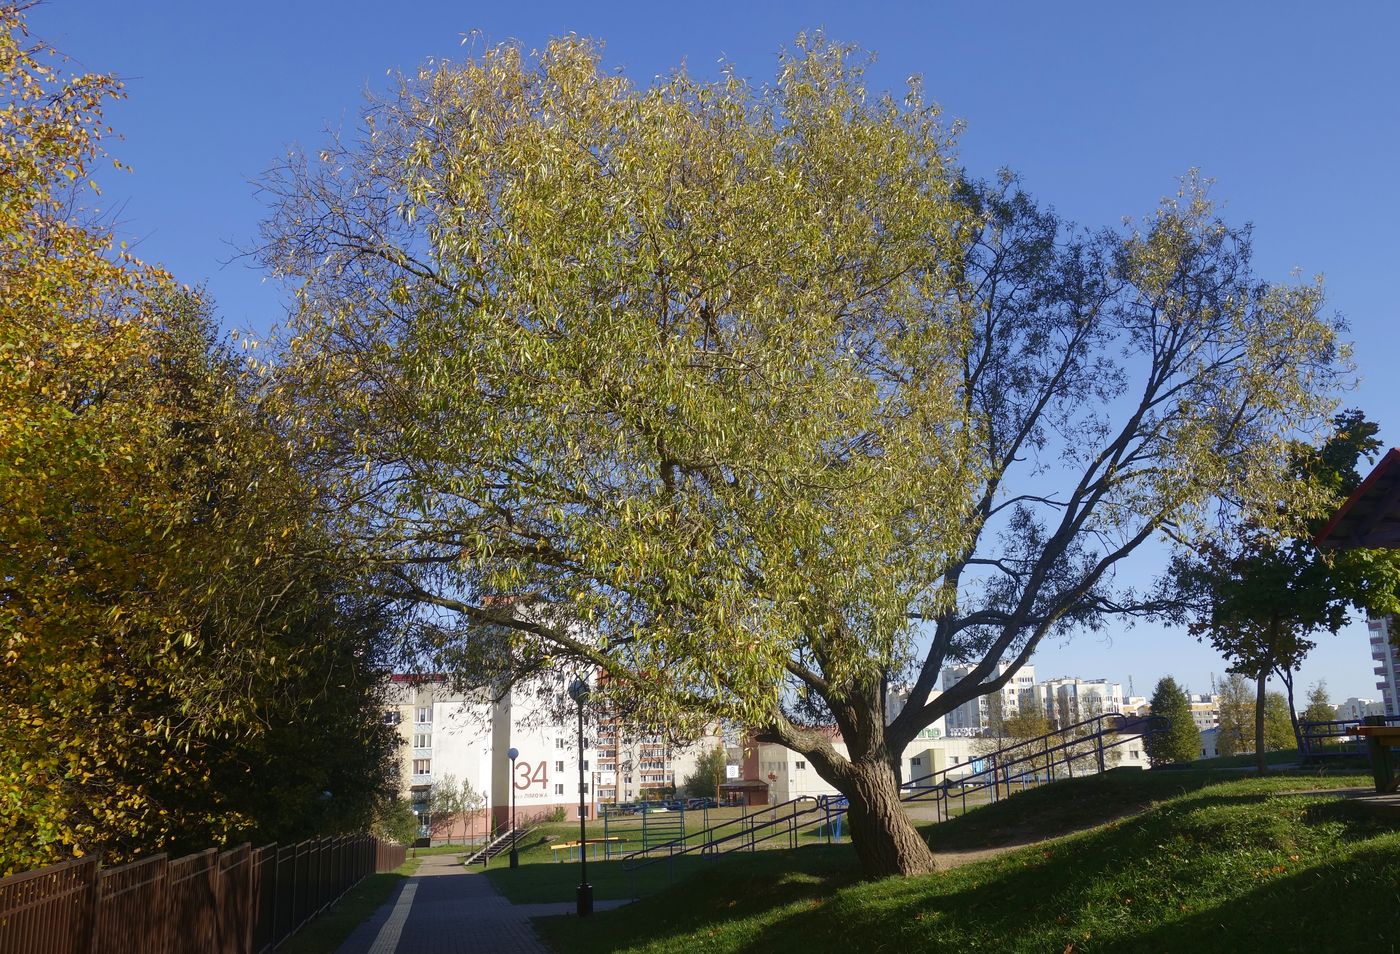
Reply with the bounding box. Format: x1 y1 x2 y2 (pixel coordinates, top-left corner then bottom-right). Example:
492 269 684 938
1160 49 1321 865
335 854 629 954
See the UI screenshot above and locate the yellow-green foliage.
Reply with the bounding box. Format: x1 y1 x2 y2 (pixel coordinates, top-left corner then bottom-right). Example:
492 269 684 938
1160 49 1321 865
264 34 982 724
0 4 393 873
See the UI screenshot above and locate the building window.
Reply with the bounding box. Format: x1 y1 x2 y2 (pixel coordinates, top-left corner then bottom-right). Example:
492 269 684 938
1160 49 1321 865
951 756 960 765
911 757 922 766
557 737 567 748
413 759 431 775
794 761 806 770
415 706 432 723
413 732 431 748
555 760 564 772
555 784 564 795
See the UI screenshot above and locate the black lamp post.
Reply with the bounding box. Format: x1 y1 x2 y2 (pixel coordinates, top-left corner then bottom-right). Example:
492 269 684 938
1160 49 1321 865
507 746 520 868
568 676 593 916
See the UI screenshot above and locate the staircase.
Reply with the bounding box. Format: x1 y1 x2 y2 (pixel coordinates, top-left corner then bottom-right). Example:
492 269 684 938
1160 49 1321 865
463 827 525 867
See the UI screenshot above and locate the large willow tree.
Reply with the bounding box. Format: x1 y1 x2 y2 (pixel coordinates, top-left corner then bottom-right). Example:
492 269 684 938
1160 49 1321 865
261 36 1345 877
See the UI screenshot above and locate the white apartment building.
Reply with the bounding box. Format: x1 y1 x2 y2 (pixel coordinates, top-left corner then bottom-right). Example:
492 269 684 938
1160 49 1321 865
1366 616 1399 715
1335 696 1388 721
1029 677 1124 728
941 664 1037 734
385 674 713 843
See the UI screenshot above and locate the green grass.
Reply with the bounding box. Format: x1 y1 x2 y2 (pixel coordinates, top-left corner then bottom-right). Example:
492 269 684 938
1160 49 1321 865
483 807 815 904
535 769 1400 953
276 856 421 954
481 819 716 903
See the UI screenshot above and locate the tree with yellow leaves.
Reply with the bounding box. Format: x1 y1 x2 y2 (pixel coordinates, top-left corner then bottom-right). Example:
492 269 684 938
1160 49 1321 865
0 4 396 873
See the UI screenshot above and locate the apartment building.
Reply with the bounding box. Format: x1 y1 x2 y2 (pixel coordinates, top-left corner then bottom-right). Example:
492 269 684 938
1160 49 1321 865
385 674 722 842
1366 616 1399 715
1335 696 1387 721
592 718 720 804
1187 694 1221 731
940 664 1037 734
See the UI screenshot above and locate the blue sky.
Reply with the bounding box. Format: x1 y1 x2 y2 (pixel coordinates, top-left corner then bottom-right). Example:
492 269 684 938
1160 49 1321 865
34 1 1400 703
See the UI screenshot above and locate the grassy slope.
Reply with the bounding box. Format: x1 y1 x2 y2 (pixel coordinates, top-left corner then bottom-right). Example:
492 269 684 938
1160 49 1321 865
537 770 1400 953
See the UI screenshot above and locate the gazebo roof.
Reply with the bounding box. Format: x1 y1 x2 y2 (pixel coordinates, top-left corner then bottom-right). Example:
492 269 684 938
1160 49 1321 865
1315 448 1400 550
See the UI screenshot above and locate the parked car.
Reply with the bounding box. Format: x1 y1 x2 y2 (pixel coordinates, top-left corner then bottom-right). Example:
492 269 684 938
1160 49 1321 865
638 802 669 813
686 797 718 809
663 799 686 811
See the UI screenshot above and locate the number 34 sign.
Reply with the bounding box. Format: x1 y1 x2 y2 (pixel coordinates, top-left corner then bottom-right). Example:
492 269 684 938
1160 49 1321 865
513 760 548 790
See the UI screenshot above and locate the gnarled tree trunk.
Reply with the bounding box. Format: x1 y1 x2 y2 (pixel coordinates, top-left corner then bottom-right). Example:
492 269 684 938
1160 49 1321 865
841 757 937 878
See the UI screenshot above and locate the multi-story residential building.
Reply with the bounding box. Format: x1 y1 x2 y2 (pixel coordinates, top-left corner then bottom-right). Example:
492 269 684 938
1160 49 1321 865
592 718 720 805
1029 677 1123 728
1366 616 1399 715
941 664 1036 734
385 673 720 843
1187 694 1220 731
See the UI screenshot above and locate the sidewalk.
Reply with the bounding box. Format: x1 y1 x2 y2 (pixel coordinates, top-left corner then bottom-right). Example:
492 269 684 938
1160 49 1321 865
336 853 629 954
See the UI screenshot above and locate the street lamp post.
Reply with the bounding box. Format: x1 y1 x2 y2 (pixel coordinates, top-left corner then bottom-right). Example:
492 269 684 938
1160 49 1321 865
507 746 520 868
568 677 593 917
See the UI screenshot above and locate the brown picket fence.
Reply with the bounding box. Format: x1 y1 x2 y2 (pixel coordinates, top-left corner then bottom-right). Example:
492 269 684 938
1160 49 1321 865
0 835 406 954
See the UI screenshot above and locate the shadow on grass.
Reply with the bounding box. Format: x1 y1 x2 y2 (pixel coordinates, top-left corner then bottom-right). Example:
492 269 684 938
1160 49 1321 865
1126 835 1400 952
534 846 857 954
277 860 420 954
539 778 1395 953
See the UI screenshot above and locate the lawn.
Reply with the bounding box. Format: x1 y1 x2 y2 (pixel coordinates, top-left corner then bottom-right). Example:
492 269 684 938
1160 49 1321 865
277 855 422 954
535 769 1400 953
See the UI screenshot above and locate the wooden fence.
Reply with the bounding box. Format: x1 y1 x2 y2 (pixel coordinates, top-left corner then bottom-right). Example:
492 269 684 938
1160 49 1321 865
0 835 406 954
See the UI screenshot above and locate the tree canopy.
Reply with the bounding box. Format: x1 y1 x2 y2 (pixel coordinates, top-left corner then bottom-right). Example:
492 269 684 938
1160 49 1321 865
259 35 1349 876
0 4 397 873
1171 410 1400 772
1145 677 1200 766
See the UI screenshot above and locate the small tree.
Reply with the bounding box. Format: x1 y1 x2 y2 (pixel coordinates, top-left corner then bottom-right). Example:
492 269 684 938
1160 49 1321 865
1263 692 1294 751
683 746 728 799
1171 411 1400 773
375 798 419 847
1145 677 1201 766
1302 681 1335 725
1215 674 1254 757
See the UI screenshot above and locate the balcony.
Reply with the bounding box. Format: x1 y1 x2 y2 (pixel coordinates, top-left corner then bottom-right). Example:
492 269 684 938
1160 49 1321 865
412 772 433 784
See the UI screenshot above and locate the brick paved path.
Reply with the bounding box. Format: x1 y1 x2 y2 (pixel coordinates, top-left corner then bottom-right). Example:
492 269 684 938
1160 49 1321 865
336 853 628 954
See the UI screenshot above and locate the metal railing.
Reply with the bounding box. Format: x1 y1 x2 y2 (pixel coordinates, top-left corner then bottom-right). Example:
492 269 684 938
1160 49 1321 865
1300 715 1400 760
0 834 405 954
621 713 1162 871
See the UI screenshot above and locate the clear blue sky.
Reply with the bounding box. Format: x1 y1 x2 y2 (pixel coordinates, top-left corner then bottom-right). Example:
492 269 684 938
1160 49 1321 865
34 1 1400 704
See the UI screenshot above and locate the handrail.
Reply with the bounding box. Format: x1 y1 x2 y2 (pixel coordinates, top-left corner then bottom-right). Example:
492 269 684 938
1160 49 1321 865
620 796 826 869
623 713 1164 871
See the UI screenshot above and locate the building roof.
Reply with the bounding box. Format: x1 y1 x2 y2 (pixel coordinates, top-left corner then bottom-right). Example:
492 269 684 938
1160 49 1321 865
1314 448 1400 550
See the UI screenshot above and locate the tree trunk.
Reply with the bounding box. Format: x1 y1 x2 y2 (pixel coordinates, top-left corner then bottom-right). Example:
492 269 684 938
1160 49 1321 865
1254 669 1268 775
1278 666 1303 755
842 758 937 878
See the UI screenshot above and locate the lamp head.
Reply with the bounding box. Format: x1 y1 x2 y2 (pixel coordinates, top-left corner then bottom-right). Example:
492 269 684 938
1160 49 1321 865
568 677 591 705
507 746 519 761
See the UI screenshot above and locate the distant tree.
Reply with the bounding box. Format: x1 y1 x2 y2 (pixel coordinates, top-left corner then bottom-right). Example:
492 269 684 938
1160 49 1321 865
375 798 419 847
1263 692 1294 751
683 746 729 799
1215 674 1254 758
1146 677 1201 766
974 708 1054 779
429 775 463 845
1171 411 1400 773
1302 681 1335 725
